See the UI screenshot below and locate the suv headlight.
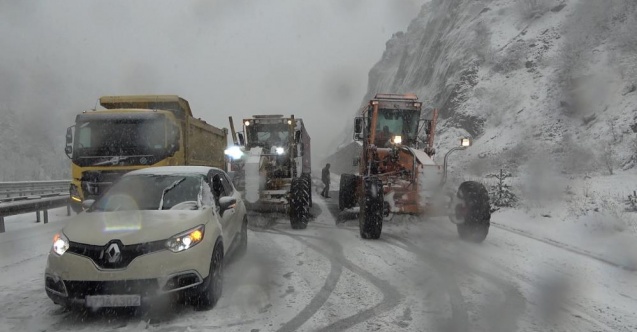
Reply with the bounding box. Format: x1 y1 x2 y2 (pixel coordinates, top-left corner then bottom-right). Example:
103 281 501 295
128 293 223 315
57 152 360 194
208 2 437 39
52 233 69 256
166 225 205 253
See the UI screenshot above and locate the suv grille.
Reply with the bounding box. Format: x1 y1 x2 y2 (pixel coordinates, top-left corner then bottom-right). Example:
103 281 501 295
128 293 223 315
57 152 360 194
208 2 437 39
68 240 166 269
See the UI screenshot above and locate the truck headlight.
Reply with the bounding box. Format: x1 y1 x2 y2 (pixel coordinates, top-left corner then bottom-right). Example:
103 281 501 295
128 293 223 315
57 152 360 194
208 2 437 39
166 225 205 253
275 147 285 155
224 146 244 160
52 233 69 256
70 184 81 202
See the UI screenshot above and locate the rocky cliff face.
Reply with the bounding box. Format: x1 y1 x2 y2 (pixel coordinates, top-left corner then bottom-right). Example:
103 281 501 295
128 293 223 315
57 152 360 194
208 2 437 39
358 0 637 179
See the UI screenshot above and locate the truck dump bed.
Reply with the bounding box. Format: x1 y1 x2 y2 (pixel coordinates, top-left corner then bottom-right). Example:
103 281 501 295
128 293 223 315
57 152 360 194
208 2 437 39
100 95 228 170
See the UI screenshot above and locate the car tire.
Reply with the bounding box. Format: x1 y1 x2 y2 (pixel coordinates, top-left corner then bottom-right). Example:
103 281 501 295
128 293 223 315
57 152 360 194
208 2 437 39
195 240 224 310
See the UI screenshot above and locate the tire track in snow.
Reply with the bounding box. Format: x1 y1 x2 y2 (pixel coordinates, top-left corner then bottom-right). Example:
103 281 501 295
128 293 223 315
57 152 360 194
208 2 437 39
383 234 471 332
491 222 636 271
320 195 472 330
270 229 402 332
262 230 343 332
387 226 620 332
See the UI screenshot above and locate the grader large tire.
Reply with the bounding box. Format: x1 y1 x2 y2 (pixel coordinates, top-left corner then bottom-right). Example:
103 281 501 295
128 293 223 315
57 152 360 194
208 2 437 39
451 181 491 243
290 177 310 229
339 174 358 211
359 177 384 239
301 173 312 208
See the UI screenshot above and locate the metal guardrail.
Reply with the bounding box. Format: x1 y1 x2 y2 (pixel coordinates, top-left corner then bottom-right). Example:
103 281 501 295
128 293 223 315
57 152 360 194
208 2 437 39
0 180 69 199
0 180 71 233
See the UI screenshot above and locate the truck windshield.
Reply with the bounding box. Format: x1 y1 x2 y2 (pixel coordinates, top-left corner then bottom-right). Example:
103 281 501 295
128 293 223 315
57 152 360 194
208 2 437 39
374 108 420 146
90 174 203 211
74 118 167 158
246 123 289 148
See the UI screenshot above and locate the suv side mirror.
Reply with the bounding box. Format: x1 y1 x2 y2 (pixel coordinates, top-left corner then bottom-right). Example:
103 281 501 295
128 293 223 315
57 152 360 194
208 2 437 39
218 196 237 215
353 117 363 141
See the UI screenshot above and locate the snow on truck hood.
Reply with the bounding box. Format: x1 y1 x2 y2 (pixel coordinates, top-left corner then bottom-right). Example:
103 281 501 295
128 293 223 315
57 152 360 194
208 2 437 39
62 209 211 246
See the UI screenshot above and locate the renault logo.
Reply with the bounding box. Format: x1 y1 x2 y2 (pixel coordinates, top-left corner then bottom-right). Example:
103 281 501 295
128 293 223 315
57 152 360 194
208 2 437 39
105 243 121 263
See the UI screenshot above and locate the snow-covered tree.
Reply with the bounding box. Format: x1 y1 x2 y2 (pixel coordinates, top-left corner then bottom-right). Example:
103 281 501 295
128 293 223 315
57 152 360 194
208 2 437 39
627 191 637 212
486 169 517 211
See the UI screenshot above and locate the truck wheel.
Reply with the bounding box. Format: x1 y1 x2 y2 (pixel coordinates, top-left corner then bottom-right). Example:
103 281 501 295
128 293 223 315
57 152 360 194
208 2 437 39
452 181 491 243
195 241 223 310
339 174 357 211
359 177 384 239
70 202 83 214
301 173 313 208
290 177 309 229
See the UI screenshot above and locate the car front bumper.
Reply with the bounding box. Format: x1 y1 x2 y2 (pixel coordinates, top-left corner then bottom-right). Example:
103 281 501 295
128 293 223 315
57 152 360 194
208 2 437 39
45 238 214 308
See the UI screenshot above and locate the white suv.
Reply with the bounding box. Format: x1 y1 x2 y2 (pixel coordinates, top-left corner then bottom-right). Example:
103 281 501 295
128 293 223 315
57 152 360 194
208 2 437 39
45 166 247 310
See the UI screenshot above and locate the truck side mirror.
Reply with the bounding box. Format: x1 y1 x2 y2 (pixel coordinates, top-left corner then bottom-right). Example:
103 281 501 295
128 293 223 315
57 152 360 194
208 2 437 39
353 117 363 141
65 126 73 145
64 145 73 157
294 130 301 143
237 132 245 146
168 124 180 154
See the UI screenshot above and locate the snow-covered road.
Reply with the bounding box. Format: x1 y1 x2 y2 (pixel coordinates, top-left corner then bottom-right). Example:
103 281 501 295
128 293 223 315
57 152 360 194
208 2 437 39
0 192 635 332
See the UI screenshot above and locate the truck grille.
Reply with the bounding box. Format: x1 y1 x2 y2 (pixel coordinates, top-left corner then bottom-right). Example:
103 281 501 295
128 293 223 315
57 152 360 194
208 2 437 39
81 170 129 199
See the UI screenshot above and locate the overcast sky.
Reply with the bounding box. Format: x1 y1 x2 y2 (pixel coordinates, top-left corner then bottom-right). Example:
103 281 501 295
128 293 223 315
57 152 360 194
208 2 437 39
0 0 426 164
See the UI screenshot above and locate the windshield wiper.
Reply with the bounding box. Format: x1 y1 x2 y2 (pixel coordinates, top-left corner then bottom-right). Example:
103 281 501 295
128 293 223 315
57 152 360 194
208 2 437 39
93 156 129 166
158 178 186 210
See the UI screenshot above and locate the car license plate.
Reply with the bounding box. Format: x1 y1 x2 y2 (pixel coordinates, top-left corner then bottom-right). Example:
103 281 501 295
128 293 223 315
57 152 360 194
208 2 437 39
85 295 141 308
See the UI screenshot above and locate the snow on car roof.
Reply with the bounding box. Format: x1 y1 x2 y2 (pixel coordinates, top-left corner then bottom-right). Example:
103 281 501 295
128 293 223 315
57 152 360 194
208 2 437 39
125 166 224 176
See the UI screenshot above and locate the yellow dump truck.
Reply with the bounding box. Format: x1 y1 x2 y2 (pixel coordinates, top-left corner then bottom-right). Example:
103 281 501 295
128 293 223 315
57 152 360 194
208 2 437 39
64 95 228 212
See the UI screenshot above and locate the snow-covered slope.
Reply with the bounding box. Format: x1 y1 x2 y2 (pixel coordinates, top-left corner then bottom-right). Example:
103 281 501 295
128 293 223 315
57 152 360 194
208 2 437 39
363 0 636 171
0 107 69 181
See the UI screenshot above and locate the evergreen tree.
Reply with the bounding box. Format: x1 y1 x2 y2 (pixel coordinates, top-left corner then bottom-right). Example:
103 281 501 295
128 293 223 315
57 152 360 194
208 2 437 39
486 169 517 211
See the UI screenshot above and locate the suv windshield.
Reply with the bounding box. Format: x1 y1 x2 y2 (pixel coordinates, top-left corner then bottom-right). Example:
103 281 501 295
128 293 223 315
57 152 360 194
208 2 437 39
90 174 203 211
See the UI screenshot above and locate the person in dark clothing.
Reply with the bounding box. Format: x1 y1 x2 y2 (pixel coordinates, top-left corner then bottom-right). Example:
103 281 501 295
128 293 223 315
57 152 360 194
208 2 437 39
321 163 331 198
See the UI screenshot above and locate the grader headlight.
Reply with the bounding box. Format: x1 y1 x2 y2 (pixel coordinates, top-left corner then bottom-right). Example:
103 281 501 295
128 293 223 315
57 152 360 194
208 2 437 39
460 138 472 147
392 135 402 145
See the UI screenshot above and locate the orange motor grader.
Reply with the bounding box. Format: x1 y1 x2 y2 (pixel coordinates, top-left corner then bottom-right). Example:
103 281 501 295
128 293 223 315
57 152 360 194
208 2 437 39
338 93 491 241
